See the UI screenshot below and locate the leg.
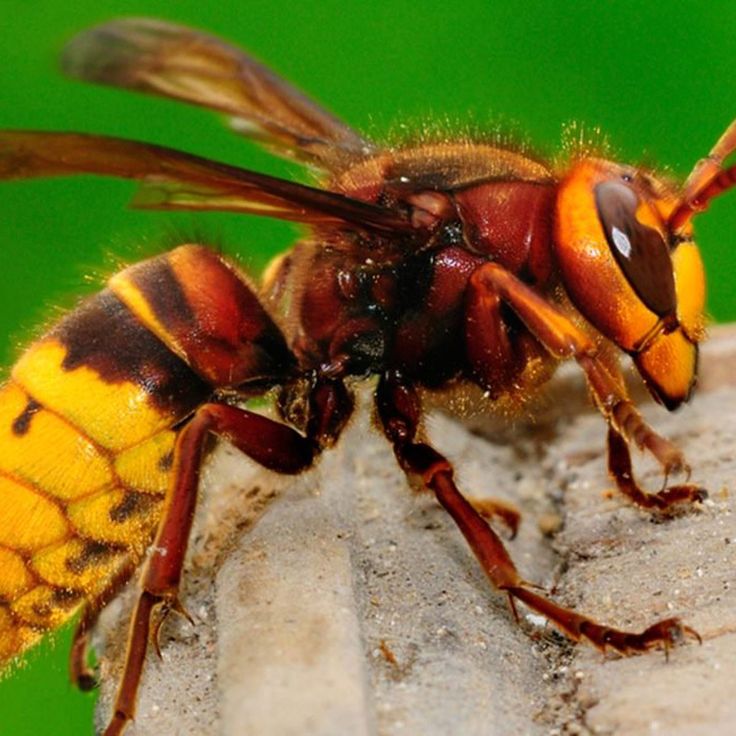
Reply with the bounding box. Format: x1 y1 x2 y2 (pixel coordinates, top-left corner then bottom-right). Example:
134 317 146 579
468 264 704 510
594 343 705 510
376 372 698 653
102 390 345 736
607 426 706 510
70 561 137 691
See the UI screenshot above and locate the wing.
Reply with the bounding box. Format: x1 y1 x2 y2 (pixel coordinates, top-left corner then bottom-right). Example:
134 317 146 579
0 131 412 235
61 17 377 169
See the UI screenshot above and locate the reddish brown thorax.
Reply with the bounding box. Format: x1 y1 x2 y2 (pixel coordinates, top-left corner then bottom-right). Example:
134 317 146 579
275 143 560 389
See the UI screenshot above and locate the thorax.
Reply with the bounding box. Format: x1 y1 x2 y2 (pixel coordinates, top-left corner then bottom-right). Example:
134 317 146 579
263 141 561 382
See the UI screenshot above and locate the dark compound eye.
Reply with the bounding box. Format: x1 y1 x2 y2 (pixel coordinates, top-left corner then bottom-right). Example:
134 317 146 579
594 180 676 319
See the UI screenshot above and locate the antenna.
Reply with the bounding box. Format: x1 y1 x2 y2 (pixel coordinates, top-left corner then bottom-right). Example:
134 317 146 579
669 119 736 232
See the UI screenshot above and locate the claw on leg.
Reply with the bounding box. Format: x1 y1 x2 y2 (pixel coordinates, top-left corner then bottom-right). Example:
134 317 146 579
607 426 707 512
508 585 700 654
151 595 195 660
506 592 521 624
152 601 168 661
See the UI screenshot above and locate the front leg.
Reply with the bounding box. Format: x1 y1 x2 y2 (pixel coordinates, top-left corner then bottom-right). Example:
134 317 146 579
376 371 699 653
468 263 705 511
607 426 706 510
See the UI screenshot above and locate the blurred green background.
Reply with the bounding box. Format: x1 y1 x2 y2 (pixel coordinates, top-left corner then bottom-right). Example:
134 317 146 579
0 1 735 734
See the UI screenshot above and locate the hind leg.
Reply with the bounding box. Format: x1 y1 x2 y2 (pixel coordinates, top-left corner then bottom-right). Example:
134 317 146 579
103 378 353 736
70 561 137 691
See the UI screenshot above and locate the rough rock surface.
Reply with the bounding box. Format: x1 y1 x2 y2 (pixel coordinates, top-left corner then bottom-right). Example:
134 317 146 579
96 326 736 736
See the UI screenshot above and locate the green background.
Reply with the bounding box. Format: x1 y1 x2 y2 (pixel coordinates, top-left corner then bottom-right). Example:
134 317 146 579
1 2 735 734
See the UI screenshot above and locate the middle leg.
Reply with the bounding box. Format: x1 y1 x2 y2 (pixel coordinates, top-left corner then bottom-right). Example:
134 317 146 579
376 371 698 653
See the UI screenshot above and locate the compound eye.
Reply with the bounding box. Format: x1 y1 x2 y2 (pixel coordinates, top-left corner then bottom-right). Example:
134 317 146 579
594 180 676 319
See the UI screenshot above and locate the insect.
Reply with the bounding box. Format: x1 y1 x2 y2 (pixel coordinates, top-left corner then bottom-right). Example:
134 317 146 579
0 16 734 736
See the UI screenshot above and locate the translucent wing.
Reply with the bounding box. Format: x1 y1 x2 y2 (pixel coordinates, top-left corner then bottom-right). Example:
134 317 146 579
0 131 412 234
61 18 377 168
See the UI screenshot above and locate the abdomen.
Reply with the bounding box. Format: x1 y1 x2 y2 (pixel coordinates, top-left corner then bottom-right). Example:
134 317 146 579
0 285 210 662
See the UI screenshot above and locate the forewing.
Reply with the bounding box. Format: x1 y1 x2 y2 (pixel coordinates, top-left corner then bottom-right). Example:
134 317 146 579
61 18 376 168
0 131 411 234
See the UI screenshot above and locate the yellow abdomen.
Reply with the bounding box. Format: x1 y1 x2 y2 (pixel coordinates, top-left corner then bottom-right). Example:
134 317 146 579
0 281 210 665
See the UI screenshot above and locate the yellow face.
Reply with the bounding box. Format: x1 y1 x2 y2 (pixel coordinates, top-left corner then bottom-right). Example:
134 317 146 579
554 159 706 409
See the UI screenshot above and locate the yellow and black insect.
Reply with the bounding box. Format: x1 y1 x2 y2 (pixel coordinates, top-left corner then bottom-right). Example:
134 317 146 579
1 17 734 736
